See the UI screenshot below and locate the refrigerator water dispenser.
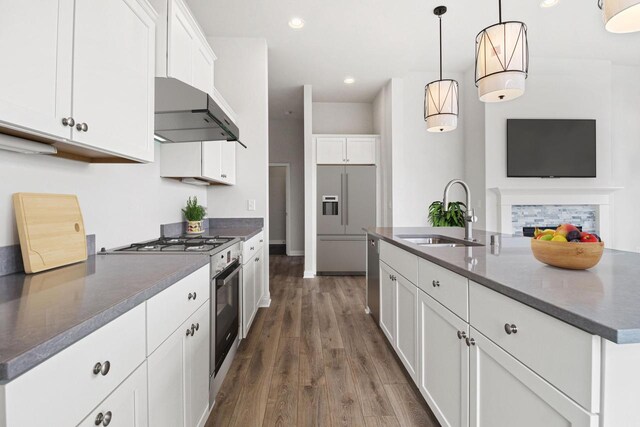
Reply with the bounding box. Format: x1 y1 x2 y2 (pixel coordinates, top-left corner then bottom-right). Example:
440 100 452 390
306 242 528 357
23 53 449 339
322 196 339 215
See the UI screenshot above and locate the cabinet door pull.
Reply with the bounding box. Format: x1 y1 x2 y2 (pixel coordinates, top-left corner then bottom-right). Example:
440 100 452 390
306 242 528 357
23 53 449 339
195 323 200 331
457 330 467 340
221 174 227 178
504 323 518 335
432 280 440 287
93 360 111 376
62 117 75 127
186 328 192 336
76 122 88 132
465 337 476 346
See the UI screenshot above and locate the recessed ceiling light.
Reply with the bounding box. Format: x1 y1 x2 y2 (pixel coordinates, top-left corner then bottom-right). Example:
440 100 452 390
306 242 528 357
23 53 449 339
288 17 305 29
344 77 355 85
540 0 559 8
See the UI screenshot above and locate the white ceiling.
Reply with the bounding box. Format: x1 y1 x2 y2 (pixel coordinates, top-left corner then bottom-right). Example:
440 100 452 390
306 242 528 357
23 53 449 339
186 0 640 119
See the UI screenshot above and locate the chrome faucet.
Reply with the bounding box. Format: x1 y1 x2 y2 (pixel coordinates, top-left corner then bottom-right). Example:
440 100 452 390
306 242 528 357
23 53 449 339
443 179 477 241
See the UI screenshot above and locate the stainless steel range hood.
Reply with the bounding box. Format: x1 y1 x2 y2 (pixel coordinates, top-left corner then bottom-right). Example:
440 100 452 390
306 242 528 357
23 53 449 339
154 78 246 148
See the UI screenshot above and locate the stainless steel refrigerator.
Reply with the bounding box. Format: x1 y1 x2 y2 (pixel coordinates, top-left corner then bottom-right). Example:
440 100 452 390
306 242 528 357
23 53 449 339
317 165 376 274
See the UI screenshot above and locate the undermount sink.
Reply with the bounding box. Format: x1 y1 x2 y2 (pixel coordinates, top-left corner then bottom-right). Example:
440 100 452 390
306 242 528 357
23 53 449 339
395 234 483 248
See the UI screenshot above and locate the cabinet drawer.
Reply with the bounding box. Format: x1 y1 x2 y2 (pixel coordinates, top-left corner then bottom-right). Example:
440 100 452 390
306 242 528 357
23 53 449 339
1 304 146 427
418 259 469 321
78 360 148 427
469 281 601 412
147 265 210 354
242 230 264 263
380 240 418 284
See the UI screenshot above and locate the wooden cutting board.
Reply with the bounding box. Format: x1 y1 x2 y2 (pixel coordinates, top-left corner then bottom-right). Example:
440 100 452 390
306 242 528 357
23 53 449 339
13 193 87 274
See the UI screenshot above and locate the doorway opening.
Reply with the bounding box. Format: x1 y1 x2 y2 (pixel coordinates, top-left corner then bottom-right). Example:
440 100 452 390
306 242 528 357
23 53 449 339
269 163 291 256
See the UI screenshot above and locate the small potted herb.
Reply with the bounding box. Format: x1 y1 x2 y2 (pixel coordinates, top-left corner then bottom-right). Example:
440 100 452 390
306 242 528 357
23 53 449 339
182 196 207 235
428 201 467 227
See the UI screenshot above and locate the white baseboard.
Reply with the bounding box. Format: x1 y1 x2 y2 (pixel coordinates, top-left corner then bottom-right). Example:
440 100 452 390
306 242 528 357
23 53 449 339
288 250 305 257
303 270 316 279
269 240 285 244
258 295 271 307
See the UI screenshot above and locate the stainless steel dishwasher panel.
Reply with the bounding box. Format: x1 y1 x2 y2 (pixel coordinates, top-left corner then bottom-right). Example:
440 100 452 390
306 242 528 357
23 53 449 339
366 235 380 324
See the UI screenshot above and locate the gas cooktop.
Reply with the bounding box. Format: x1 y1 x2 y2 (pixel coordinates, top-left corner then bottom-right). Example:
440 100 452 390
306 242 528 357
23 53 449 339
105 236 237 254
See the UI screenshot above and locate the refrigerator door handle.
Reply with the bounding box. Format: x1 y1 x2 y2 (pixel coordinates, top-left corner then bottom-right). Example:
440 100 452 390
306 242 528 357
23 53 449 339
345 173 349 225
340 173 344 225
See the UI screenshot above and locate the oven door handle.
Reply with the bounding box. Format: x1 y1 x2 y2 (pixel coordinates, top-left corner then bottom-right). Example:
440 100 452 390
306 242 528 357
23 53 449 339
216 264 241 289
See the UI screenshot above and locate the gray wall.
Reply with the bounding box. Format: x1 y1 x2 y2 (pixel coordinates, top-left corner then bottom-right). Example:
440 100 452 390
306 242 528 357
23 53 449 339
268 166 286 243
269 118 304 254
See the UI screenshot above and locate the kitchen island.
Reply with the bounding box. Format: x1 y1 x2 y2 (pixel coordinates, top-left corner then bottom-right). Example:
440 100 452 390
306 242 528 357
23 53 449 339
366 226 640 427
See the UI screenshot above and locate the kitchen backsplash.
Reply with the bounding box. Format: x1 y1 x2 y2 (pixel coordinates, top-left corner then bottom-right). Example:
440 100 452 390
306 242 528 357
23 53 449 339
161 218 264 237
0 234 96 276
512 205 598 236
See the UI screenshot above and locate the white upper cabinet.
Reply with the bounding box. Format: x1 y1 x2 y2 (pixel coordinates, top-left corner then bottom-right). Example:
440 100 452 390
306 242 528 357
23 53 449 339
152 0 215 95
0 0 73 140
160 140 236 185
346 137 377 164
72 0 156 162
315 135 377 165
0 0 156 162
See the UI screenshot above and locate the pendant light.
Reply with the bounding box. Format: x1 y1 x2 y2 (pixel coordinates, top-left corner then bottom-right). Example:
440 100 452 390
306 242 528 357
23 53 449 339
475 0 529 102
599 0 640 33
425 6 459 133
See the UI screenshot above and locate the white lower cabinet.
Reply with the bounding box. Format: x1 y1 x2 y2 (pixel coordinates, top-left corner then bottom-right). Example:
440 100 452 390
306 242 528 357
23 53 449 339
379 261 396 346
242 251 257 337
78 361 149 427
395 273 418 381
254 246 265 307
148 301 210 427
469 328 598 427
419 291 469 427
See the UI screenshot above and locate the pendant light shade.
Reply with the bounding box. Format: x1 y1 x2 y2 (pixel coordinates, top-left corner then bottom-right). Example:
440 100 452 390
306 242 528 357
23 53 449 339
475 1 529 103
425 6 459 133
601 0 640 33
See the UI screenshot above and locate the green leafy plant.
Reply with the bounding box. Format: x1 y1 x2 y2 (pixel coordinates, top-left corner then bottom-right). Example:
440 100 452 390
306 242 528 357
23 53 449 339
428 201 467 227
182 196 206 222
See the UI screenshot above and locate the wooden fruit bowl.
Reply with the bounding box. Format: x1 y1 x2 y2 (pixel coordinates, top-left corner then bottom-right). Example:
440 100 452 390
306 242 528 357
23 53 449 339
531 238 604 270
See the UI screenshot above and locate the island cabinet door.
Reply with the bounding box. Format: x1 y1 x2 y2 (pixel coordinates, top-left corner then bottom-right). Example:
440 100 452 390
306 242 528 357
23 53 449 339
379 261 396 346
242 254 257 337
395 273 419 382
468 327 598 427
419 291 469 427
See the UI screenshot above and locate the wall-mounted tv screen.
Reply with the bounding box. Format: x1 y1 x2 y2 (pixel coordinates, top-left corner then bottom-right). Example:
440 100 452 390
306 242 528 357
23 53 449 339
507 119 596 178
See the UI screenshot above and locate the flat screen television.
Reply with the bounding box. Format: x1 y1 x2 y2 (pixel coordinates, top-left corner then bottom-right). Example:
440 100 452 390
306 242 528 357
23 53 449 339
507 119 596 178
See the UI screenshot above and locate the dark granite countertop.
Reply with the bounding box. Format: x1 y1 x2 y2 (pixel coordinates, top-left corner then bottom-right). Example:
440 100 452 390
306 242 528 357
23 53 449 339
367 227 640 344
0 254 209 382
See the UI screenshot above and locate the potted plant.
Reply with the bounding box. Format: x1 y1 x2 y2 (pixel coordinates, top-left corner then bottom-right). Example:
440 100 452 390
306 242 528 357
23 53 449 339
182 196 207 235
428 201 467 227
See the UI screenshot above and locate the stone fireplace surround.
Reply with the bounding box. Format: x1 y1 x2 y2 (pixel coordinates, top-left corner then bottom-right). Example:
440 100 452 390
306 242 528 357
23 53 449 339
491 187 622 244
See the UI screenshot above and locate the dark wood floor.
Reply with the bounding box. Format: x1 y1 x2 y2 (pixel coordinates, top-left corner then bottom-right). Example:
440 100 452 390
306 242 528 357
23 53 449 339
205 256 439 427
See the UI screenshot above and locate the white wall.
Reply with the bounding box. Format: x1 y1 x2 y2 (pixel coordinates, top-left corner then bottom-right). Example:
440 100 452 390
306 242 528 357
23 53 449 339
463 66 487 230
373 80 393 227
482 58 614 233
207 37 270 297
269 118 304 253
392 71 466 226
0 142 207 250
303 85 315 277
312 102 374 134
612 65 640 253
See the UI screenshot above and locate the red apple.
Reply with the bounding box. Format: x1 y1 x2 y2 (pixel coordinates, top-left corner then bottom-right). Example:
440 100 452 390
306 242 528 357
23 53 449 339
580 234 599 243
556 224 579 237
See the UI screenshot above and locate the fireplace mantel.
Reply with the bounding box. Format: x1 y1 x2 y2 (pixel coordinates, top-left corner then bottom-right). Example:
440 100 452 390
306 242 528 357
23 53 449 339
490 187 623 243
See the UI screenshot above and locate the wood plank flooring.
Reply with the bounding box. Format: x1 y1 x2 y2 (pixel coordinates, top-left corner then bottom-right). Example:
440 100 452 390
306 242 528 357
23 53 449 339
206 256 439 427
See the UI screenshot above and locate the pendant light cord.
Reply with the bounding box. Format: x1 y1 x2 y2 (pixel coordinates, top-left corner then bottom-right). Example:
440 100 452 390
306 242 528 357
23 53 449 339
439 15 443 80
498 0 503 23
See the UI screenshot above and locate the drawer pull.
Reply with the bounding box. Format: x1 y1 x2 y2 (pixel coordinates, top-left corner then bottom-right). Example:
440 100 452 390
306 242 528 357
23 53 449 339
504 323 518 335
457 330 467 340
186 327 192 336
195 322 200 331
465 337 476 347
188 292 197 300
95 411 113 426
93 361 111 376
250 246 255 250
432 280 440 287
